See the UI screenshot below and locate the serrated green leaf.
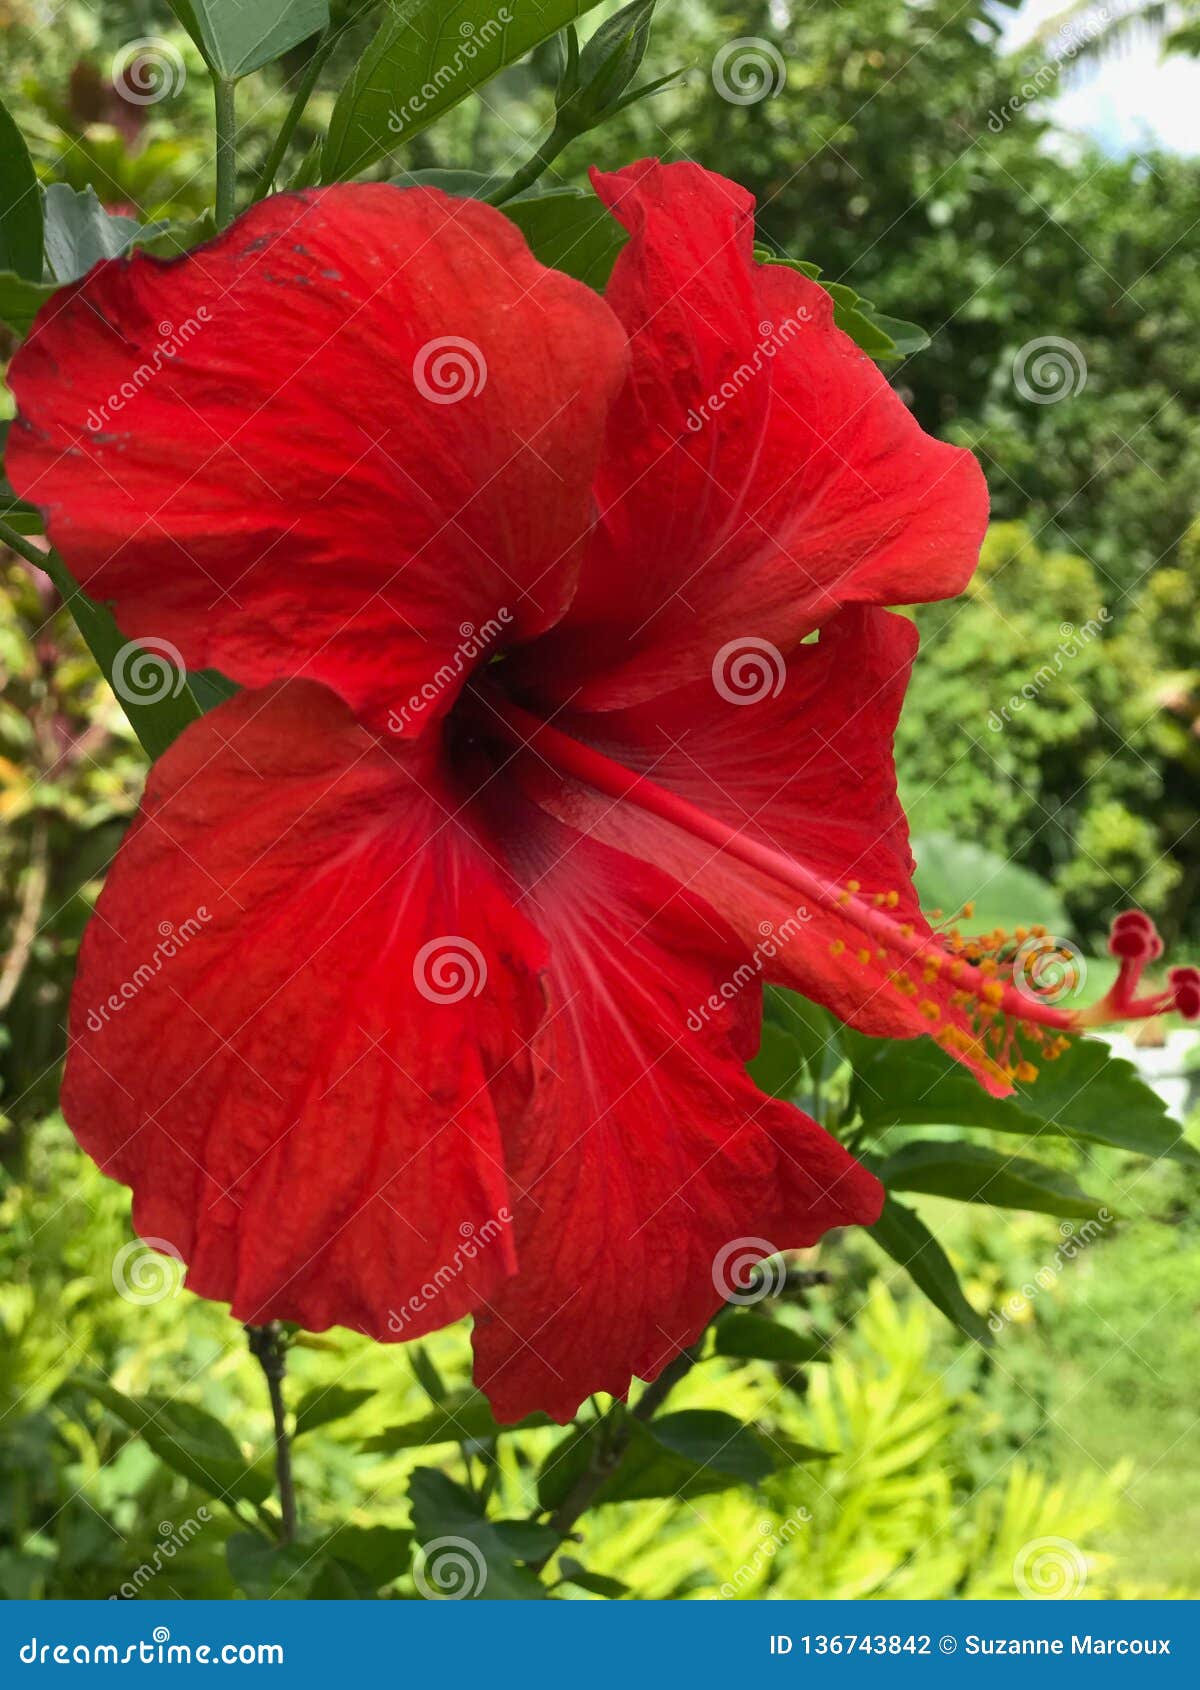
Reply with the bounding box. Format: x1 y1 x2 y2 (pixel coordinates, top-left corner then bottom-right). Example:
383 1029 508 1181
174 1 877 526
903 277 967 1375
322 0 609 182
42 184 166 284
170 0 328 80
868 1194 992 1344
849 1030 1196 1165
878 1139 1106 1218
0 94 43 281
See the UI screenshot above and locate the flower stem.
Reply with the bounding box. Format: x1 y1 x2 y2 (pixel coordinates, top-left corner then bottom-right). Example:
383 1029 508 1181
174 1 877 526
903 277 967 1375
245 1322 298 1544
213 76 238 229
251 35 332 202
486 126 575 206
531 1344 702 1571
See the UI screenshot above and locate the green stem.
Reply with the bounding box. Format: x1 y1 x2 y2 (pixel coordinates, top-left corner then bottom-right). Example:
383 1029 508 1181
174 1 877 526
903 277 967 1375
252 36 333 201
213 76 238 229
246 1323 298 1545
485 124 576 206
0 516 48 571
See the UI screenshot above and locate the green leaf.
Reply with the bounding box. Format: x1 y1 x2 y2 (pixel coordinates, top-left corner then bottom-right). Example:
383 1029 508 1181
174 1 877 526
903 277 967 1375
36 550 203 762
41 185 165 284
754 249 928 363
747 1020 805 1099
81 1382 273 1505
363 1389 551 1452
868 1194 992 1344
850 1030 1197 1165
503 189 627 291
170 0 329 80
0 94 43 281
0 270 58 336
322 0 609 182
557 1558 629 1598
226 1533 315 1599
711 1310 830 1365
541 1410 779 1510
408 1469 547 1600
409 1342 448 1405
911 831 1067 934
292 1385 373 1437
1 421 42 536
764 987 841 1086
307 1556 379 1598
878 1139 1106 1219
322 1525 412 1587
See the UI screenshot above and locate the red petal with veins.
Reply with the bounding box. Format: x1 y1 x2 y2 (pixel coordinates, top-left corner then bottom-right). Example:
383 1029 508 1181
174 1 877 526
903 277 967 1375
520 159 988 711
63 682 548 1335
471 797 881 1424
7 186 627 735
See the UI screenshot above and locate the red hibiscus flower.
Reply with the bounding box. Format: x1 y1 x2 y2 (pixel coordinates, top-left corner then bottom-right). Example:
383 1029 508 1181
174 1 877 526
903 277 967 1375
12 160 1161 1424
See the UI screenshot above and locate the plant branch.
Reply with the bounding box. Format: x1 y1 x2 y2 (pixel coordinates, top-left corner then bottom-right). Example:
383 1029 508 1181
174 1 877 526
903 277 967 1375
213 77 238 229
531 1343 702 1571
485 125 575 206
251 35 333 201
245 1322 298 1545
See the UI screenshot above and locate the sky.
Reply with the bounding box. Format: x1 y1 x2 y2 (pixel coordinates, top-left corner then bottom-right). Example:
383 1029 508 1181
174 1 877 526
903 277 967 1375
1007 0 1200 153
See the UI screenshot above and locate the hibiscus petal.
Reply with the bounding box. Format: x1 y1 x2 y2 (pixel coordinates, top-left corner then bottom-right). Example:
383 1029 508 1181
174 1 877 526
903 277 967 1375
469 799 881 1424
521 159 987 711
502 607 1012 1093
64 681 549 1336
7 186 627 735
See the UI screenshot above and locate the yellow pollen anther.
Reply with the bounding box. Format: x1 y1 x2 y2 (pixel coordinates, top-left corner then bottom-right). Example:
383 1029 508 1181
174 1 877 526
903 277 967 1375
829 939 846 958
